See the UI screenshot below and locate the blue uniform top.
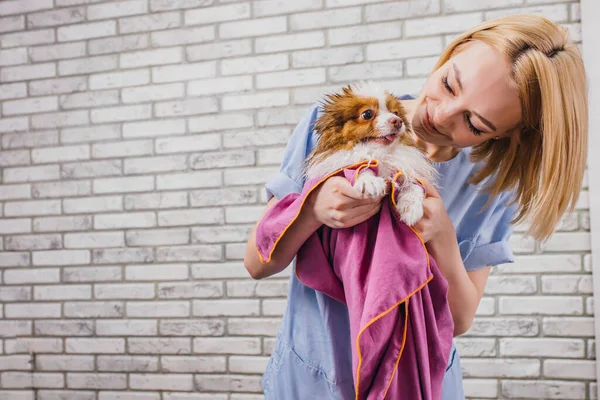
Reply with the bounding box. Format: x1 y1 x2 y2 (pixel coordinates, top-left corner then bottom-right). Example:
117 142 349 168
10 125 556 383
261 96 517 400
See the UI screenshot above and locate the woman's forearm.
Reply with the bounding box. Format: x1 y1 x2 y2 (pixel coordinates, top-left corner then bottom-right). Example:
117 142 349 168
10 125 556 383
428 236 482 336
243 197 322 280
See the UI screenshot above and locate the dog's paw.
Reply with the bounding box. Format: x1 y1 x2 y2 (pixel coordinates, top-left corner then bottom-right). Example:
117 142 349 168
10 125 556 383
396 186 424 226
354 173 387 198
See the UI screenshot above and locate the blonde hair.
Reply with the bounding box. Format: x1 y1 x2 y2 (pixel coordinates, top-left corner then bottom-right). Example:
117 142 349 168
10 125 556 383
433 14 588 241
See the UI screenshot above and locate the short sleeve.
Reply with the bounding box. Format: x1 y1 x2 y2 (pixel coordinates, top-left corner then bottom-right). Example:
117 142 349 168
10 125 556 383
265 103 320 200
463 191 518 271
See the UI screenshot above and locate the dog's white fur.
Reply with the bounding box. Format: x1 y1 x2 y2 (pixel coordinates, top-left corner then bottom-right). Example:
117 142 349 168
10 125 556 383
305 83 437 226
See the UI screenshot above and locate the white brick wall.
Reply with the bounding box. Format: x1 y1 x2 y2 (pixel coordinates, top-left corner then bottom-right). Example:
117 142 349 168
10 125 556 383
0 0 592 399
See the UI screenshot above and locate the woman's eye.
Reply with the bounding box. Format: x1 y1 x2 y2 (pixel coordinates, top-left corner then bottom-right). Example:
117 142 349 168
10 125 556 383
361 110 373 120
442 75 453 95
464 114 483 136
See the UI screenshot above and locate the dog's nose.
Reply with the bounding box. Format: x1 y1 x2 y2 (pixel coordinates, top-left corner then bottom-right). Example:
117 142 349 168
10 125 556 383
388 116 402 128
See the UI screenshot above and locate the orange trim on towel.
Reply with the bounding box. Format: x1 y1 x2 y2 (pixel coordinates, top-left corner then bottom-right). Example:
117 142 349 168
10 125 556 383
383 298 410 398
255 160 380 265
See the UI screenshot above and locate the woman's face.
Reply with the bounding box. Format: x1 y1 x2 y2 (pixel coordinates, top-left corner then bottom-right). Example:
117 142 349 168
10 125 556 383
412 40 522 148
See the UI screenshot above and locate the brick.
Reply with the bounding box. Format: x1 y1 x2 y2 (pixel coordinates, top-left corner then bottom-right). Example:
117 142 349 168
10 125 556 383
5 303 61 318
291 8 360 31
219 17 286 39
156 171 222 191
94 212 156 229
186 4 250 25
407 56 439 76
33 181 91 198
127 301 190 317
193 299 259 317
123 119 186 138
100 392 159 400
165 394 227 400
293 46 363 68
462 358 540 378
5 199 61 216
221 54 287 76
126 228 190 246
544 359 596 380
4 165 60 183
33 320 93 337
484 275 537 294
258 32 325 54
542 275 593 294
262 299 286 316
0 149 30 166
62 124 120 143
152 26 213 46
195 374 261 392
0 16 25 33
33 285 90 301
468 317 539 337
33 145 90 163
0 82 26 100
96 320 157 336
0 321 31 338
366 1 439 22
34 216 92 233
226 280 287 297
129 338 191 354
156 244 222 262
224 166 279 186
63 195 122 214
0 355 31 370
125 192 188 210
124 155 187 174
64 232 125 248
3 130 58 149
496 254 581 274
192 226 252 244
330 61 403 82
33 250 90 266
92 248 154 264
254 0 320 17
88 0 147 20
225 243 245 260
64 302 124 318
60 90 120 109
188 113 253 133
31 110 89 129
444 0 522 12
541 232 591 252
155 98 218 117
0 184 31 200
93 176 154 194
162 355 226 373
367 37 443 61
36 355 94 372
158 209 224 227
122 82 184 103
501 379 586 399
0 372 64 389
5 338 62 354
126 264 189 281
90 69 150 90
0 0 53 15
158 282 223 299
0 116 28 132
500 338 585 358
152 61 216 82
0 286 31 301
188 76 252 96
156 135 220 154
63 160 122 179
543 317 595 337
257 68 325 89
5 234 62 250
229 356 269 374
1 29 55 48
67 373 126 389
499 296 583 315
93 139 153 158
1 63 56 82
29 77 88 96
406 13 482 37
0 252 31 268
150 0 213 11
186 39 251 61
94 284 155 300
224 128 290 148
462 379 498 399
89 34 149 55
58 21 116 42
130 374 194 391
228 318 280 336
222 91 289 111
257 148 283 165
160 319 225 336
225 206 263 224
97 356 158 372
119 11 181 34
0 48 27 66
487 5 569 23
27 7 86 28
120 47 182 68
63 266 121 282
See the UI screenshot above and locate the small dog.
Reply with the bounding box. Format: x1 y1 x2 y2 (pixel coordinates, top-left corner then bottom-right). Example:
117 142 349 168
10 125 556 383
305 82 437 226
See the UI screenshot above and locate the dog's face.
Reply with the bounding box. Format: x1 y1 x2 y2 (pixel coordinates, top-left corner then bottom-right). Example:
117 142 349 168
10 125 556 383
313 83 416 157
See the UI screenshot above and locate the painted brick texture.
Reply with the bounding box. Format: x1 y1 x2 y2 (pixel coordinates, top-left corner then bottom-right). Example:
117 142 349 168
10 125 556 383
0 0 591 399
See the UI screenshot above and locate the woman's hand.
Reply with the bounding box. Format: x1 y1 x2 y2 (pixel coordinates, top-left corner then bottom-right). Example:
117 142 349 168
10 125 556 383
413 179 456 247
306 176 386 229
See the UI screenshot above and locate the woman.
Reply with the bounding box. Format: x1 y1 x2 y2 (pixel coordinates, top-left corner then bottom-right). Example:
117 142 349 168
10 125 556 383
243 14 588 399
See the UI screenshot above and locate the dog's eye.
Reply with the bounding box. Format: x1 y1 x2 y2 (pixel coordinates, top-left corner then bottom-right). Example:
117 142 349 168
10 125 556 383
361 110 373 120
393 111 399 116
